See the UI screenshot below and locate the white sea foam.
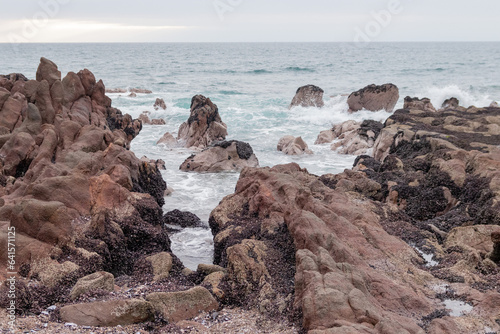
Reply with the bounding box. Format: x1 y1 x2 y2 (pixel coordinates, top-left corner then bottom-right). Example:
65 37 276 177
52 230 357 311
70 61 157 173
413 85 492 109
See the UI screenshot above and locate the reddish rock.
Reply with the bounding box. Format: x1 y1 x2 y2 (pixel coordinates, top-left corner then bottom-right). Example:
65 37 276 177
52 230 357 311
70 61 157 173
180 140 259 172
35 57 61 87
177 95 227 148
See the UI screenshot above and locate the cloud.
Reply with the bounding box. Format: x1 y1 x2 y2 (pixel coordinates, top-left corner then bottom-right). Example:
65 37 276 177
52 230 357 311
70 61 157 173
0 19 192 43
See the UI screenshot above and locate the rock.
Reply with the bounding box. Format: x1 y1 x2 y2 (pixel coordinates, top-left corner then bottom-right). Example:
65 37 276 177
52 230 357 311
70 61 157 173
60 299 154 327
197 264 226 276
145 252 173 281
154 98 166 110
491 231 500 263
347 83 399 112
440 97 460 110
201 271 226 300
324 120 383 155
157 132 177 146
69 271 115 300
177 95 227 148
130 88 152 94
129 92 137 97
35 57 61 87
146 286 219 322
138 111 151 125
0 58 170 303
30 259 80 288
404 96 436 112
180 140 259 172
105 88 127 93
445 225 500 254
77 69 96 96
489 101 499 108
209 163 437 331
163 209 202 228
314 129 336 145
289 85 324 109
277 136 312 155
151 118 165 125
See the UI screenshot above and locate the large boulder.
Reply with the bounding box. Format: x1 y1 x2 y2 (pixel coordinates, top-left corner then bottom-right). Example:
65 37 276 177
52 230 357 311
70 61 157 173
277 136 312 155
60 299 154 326
180 140 259 172
347 83 399 112
289 85 324 109
177 95 227 148
146 286 219 322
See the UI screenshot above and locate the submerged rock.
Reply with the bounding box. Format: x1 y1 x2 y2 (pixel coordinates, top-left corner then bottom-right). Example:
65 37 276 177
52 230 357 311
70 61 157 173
347 83 399 112
154 98 167 110
177 95 228 148
289 84 324 109
179 140 259 172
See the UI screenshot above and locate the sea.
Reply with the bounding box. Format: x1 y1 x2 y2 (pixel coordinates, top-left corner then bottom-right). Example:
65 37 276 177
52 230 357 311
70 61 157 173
1 42 499 269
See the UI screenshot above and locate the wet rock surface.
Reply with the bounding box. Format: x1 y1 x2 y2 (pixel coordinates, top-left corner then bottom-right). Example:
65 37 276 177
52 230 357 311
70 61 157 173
289 85 324 109
210 104 500 333
316 120 384 155
179 140 259 172
278 136 313 155
177 95 228 148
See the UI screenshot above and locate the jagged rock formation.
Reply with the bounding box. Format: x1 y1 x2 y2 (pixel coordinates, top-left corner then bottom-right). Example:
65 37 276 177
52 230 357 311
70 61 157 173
347 83 399 112
180 140 259 172
289 85 325 109
209 104 500 333
0 58 179 317
177 95 228 148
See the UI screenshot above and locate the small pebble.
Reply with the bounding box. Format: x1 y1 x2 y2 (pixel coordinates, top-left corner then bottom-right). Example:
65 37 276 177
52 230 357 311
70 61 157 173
64 322 77 327
47 305 57 311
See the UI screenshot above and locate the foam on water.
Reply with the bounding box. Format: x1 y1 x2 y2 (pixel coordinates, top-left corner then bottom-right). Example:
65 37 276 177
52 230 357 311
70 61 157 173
414 85 493 109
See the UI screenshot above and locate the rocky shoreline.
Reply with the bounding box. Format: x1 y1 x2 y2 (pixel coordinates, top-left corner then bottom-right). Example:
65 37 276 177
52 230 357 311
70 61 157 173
1 61 499 333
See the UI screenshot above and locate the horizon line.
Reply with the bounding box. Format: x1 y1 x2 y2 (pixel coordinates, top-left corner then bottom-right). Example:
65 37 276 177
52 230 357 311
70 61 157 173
1 41 500 44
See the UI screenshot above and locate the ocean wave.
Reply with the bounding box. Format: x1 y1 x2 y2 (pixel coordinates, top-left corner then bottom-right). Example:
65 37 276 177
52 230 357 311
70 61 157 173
413 85 493 108
249 69 272 74
218 90 244 95
285 66 315 72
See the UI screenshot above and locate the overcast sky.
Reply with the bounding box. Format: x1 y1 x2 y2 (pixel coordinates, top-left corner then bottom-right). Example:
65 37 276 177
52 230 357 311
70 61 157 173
1 0 499 43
